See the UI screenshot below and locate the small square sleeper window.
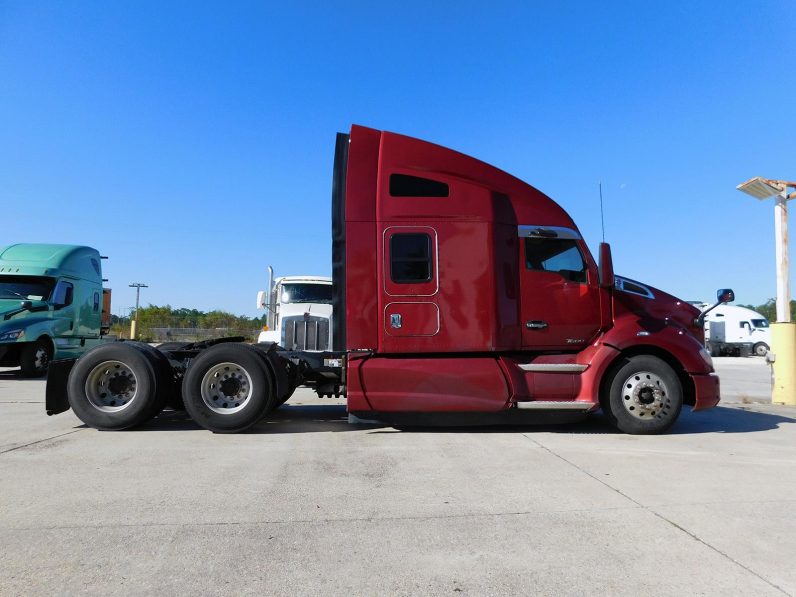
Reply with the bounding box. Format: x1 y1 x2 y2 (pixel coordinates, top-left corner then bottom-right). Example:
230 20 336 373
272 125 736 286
391 233 432 283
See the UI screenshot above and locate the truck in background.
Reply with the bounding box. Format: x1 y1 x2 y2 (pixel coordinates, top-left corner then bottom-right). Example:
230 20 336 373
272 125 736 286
0 244 111 376
46 125 725 435
699 304 771 357
256 268 333 351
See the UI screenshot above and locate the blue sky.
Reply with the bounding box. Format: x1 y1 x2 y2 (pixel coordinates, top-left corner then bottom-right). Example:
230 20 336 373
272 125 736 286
2 1 795 317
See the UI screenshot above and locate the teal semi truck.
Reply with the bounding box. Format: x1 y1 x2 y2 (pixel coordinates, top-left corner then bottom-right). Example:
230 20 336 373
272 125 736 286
0 244 111 376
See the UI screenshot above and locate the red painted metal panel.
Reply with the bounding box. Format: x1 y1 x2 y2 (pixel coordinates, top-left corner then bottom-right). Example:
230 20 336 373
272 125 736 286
345 221 378 350
359 357 510 412
692 373 720 410
343 126 382 350
346 126 380 222
520 265 602 350
375 130 578 229
532 373 577 400
345 354 374 412
384 302 439 336
604 315 712 374
377 221 506 353
494 223 521 349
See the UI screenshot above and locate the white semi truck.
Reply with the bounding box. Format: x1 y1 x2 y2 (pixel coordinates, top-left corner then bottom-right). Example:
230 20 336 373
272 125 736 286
256 267 333 351
698 304 771 357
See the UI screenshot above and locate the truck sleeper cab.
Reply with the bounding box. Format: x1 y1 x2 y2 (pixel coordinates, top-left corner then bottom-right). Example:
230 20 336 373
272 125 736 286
46 126 722 434
0 244 110 376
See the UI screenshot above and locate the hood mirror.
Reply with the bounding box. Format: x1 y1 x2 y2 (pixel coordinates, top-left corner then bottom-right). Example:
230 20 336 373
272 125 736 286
697 288 736 327
598 242 614 288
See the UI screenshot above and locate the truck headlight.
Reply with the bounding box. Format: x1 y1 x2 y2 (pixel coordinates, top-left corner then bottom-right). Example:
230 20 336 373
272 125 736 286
0 329 24 342
698 347 714 371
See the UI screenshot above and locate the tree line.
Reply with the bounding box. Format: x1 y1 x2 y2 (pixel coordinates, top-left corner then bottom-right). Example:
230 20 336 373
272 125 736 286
111 305 267 341
737 299 796 322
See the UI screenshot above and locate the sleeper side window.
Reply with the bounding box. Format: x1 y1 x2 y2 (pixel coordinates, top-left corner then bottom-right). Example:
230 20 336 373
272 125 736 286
391 233 432 283
525 238 587 283
389 174 449 197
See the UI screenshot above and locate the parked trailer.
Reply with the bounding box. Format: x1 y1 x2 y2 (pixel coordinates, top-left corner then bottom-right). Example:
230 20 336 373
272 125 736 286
46 125 726 434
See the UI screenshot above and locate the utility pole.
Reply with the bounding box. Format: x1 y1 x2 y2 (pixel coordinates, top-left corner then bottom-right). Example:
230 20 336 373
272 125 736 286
129 283 148 340
737 177 796 404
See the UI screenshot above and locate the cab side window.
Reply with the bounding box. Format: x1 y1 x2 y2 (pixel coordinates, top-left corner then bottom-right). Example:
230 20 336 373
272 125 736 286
52 281 74 307
525 238 587 283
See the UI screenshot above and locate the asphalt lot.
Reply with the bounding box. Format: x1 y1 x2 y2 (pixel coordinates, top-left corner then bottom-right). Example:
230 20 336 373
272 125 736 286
1 356 795 596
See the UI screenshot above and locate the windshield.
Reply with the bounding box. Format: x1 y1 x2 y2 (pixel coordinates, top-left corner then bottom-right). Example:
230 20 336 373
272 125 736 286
280 283 332 304
751 318 769 329
0 275 56 301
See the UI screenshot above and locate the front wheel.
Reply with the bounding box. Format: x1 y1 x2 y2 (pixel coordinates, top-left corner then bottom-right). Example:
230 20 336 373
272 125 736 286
181 343 276 433
753 342 769 357
602 355 683 435
20 338 53 377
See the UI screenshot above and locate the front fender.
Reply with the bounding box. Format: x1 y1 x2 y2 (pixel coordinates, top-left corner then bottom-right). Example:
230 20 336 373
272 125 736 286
602 317 711 374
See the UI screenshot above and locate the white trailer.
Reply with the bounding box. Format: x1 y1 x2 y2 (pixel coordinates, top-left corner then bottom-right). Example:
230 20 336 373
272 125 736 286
699 304 771 357
256 267 333 351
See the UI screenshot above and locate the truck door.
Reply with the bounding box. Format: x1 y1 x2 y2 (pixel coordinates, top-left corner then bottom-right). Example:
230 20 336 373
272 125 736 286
380 226 440 350
519 227 601 350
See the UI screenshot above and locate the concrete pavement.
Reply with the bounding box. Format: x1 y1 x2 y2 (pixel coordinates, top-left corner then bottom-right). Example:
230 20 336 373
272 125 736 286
1 359 795 595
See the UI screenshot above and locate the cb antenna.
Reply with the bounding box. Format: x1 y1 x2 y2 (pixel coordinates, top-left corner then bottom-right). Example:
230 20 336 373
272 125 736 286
598 182 606 243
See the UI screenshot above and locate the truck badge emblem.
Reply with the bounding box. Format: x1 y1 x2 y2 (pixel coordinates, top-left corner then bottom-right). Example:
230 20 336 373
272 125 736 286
390 314 402 329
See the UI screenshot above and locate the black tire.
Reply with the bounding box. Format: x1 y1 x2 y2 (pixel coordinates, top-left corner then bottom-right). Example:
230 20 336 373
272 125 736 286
601 355 683 435
753 342 769 357
708 344 722 358
20 337 53 377
130 342 180 413
67 343 169 430
181 343 276 433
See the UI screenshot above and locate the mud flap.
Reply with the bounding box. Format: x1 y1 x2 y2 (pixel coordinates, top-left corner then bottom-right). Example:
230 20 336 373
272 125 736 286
46 358 76 415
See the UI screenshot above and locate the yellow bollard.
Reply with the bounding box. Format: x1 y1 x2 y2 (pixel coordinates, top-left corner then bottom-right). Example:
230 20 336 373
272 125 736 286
770 322 796 405
130 320 137 340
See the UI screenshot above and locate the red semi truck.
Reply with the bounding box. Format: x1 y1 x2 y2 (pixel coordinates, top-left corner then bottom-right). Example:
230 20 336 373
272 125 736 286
46 125 726 434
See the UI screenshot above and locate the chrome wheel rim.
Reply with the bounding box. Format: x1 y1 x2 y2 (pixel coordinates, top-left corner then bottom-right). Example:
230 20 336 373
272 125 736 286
620 370 671 420
85 361 138 412
200 362 253 414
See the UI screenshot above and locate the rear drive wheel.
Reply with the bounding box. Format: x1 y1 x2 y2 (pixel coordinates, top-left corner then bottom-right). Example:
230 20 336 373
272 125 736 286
67 343 168 430
20 338 53 377
602 355 683 435
753 342 769 357
181 343 276 433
